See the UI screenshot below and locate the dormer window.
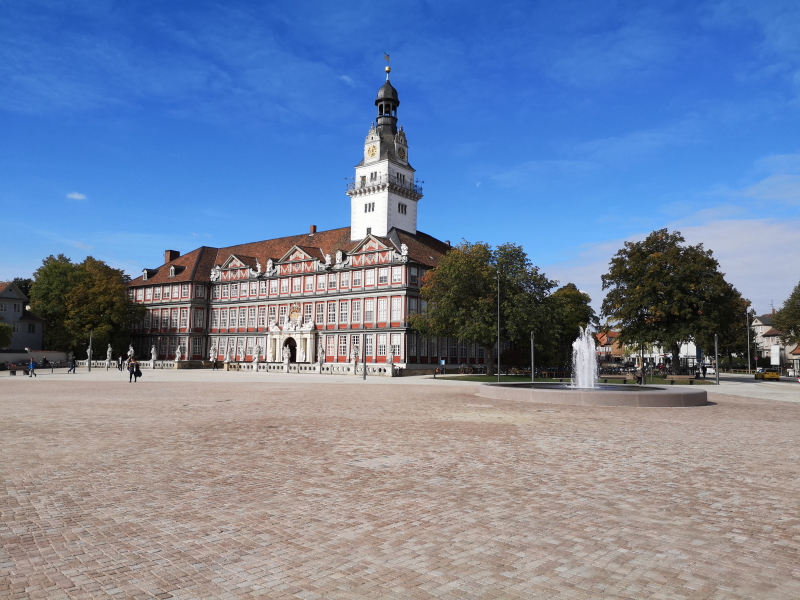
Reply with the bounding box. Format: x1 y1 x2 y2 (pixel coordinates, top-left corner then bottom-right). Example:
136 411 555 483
142 269 148 281
169 266 175 278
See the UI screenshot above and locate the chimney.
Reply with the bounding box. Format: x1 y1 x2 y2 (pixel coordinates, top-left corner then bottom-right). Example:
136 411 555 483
309 225 317 235
164 249 180 264
445 240 451 246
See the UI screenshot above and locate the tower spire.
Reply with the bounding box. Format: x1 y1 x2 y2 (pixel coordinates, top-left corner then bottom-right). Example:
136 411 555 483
384 53 391 81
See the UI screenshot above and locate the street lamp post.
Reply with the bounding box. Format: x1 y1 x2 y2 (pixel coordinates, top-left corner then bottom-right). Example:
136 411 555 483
746 309 751 374
496 267 501 383
715 333 719 385
530 330 535 384
87 327 93 373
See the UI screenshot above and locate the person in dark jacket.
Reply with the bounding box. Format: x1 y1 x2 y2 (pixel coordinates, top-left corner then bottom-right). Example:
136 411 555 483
128 358 141 382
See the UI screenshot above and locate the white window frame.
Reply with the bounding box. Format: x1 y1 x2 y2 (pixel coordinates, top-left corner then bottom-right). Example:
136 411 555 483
352 270 362 286
328 302 336 324
377 298 387 322
365 299 374 322
340 301 349 323
378 268 388 284
366 269 375 286
377 334 387 356
257 306 266 327
352 299 361 323
391 297 401 321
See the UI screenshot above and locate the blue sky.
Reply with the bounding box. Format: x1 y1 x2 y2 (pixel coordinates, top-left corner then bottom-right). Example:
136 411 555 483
2 0 799 314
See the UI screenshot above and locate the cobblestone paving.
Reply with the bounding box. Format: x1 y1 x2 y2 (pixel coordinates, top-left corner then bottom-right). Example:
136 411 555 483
2 379 800 599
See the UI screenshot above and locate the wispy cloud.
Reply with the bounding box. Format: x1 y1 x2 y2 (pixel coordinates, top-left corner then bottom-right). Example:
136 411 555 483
66 192 87 200
337 75 355 87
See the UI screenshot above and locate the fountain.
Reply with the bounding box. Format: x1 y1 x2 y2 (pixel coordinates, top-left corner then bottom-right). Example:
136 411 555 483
480 328 707 407
571 325 598 389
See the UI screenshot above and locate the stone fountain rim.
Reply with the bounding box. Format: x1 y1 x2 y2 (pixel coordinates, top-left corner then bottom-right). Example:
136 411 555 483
480 381 708 407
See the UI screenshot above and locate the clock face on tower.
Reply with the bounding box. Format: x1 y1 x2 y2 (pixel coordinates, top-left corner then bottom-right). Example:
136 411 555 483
367 145 377 158
397 147 407 160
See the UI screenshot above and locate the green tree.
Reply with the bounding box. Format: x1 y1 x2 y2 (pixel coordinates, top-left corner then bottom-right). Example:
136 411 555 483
12 277 33 298
774 281 800 346
601 229 742 371
409 240 556 375
29 255 144 353
695 291 753 371
550 283 599 364
29 255 78 351
0 323 12 349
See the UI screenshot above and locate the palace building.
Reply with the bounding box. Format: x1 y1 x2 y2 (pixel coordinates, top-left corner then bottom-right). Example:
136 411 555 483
127 67 489 373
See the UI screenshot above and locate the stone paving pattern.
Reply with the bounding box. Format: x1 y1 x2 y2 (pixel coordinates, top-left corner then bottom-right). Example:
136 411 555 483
2 379 800 599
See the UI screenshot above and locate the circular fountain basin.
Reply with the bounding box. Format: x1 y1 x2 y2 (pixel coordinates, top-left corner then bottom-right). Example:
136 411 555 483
480 382 708 407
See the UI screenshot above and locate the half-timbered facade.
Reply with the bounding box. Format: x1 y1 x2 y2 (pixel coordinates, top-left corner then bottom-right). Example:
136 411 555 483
127 67 489 372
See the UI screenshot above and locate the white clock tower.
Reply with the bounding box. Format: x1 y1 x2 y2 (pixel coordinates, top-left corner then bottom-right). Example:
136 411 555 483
347 65 423 240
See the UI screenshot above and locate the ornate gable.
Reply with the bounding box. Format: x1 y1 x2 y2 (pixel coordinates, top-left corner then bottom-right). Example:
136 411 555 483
350 235 389 254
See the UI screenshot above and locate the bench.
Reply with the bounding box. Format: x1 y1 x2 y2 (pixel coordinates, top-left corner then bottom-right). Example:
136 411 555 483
7 367 29 376
665 375 695 385
599 375 637 384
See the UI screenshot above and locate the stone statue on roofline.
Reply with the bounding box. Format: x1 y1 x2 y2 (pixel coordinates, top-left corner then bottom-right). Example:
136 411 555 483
324 253 332 267
210 265 221 282
400 243 408 256
335 250 343 265
266 259 274 274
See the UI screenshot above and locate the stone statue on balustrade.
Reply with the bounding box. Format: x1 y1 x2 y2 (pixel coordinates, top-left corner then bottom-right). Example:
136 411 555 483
317 344 325 364
282 345 291 365
253 345 261 367
127 344 134 361
175 345 183 362
209 341 217 361
151 345 158 368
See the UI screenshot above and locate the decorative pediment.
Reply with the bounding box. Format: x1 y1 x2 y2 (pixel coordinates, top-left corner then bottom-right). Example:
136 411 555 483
350 235 389 254
278 245 316 263
221 254 256 270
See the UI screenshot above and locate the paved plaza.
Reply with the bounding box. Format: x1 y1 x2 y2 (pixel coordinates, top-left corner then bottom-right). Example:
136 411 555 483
2 371 800 599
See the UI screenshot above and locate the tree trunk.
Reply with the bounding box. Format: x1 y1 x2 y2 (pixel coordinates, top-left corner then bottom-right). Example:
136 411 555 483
482 344 495 377
670 342 682 374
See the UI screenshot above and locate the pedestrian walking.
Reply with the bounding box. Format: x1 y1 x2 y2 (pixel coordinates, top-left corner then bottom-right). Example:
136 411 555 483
128 358 142 383
67 357 77 373
28 358 37 378
701 364 707 378
212 356 219 370
117 355 123 371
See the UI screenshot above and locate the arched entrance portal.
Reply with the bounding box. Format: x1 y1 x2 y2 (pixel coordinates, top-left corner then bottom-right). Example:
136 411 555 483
283 337 297 363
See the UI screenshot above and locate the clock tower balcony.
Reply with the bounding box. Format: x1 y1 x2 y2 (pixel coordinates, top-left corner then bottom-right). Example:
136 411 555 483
346 179 423 200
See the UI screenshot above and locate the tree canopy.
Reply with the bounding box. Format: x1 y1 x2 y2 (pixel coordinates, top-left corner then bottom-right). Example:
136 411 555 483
774 281 800 346
600 229 744 366
409 240 556 375
548 283 599 365
29 255 144 353
0 323 12 349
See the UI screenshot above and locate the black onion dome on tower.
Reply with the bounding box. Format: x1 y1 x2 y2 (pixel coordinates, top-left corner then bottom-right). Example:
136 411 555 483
375 66 400 135
376 80 399 103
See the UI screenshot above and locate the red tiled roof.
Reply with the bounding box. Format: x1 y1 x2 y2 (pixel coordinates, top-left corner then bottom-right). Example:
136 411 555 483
791 345 800 356
763 328 782 337
129 227 449 287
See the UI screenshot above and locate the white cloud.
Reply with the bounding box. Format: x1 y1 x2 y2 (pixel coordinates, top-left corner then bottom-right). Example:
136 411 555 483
66 192 87 200
337 75 355 87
